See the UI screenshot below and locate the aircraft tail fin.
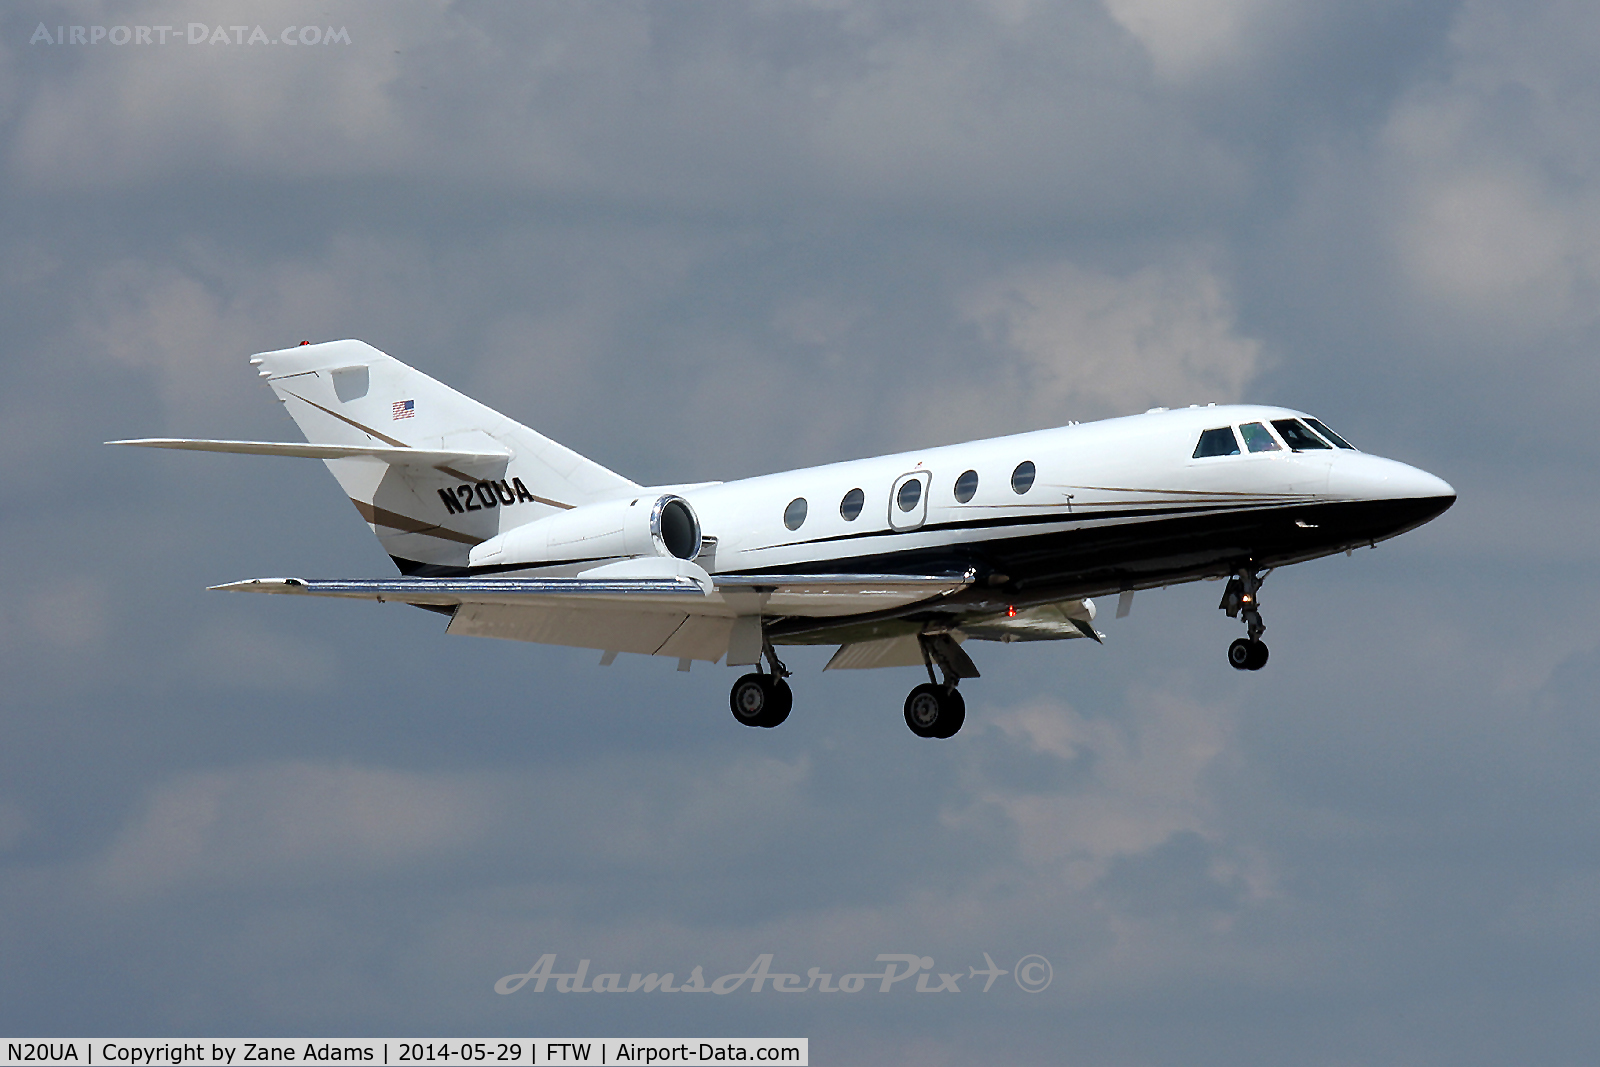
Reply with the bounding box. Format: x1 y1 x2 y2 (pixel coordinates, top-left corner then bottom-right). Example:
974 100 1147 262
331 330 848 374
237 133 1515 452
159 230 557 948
244 339 639 571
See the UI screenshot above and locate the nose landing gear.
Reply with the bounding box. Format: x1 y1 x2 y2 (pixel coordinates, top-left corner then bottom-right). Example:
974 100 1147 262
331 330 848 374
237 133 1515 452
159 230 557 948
1227 636 1268 671
729 637 792 728
1220 566 1271 671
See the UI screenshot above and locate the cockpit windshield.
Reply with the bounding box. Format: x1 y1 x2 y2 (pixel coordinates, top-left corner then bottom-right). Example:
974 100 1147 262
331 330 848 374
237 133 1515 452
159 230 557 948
1303 417 1356 449
1192 427 1241 458
1271 419 1331 451
1238 422 1280 453
1192 418 1357 459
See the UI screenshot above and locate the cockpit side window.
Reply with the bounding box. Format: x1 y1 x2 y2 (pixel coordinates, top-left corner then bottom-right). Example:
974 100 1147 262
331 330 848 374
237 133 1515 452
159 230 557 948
1272 419 1332 451
1193 427 1241 458
1303 417 1356 450
1238 422 1281 453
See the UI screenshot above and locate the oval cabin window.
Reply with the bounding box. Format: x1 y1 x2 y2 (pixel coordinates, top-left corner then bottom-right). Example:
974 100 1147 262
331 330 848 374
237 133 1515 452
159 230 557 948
784 497 808 530
897 478 923 513
839 488 864 521
954 469 978 503
1011 460 1036 494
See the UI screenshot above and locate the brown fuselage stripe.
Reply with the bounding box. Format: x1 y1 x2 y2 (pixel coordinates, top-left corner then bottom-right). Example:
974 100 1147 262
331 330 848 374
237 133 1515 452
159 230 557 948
350 499 483 546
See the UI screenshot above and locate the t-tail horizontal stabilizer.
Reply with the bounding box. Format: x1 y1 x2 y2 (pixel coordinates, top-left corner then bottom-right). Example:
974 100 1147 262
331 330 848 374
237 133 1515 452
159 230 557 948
106 438 510 467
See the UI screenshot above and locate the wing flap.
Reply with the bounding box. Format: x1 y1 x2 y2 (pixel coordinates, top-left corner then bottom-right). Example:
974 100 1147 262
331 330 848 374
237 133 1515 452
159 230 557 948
448 602 731 661
823 631 982 673
823 634 929 670
959 599 1103 643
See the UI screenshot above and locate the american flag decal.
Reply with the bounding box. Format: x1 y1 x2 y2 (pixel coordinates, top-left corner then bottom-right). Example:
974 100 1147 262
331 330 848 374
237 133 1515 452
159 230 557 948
392 399 415 420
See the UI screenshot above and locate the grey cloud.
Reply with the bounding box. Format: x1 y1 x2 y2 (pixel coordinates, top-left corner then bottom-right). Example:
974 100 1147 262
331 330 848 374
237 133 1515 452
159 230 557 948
3 0 1600 1062
4 3 1242 223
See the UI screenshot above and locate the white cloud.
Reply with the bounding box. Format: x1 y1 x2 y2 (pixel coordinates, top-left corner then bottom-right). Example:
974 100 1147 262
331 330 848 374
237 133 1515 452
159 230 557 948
90 751 824 900
2 3 1242 225
951 689 1240 889
960 256 1262 422
75 236 455 431
97 761 491 894
1380 0 1600 338
1395 168 1573 312
1102 0 1279 79
10 2 410 188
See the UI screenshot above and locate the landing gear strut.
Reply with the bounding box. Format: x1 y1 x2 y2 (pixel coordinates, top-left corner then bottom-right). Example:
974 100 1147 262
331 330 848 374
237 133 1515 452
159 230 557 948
729 637 792 728
1220 566 1271 671
904 633 976 738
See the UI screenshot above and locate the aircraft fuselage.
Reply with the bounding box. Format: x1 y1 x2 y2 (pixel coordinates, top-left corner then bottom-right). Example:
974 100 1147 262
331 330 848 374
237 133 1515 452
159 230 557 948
630 404 1453 630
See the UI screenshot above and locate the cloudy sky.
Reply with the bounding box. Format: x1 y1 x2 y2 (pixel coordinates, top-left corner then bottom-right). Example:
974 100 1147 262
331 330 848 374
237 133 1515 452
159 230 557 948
2 1 1599 1063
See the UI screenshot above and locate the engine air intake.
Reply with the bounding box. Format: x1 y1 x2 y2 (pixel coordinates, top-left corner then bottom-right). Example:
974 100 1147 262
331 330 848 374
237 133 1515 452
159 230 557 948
652 495 701 560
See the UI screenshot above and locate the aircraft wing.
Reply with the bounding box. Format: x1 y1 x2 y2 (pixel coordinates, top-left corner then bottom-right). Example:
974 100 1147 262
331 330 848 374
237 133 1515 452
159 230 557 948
210 574 713 604
107 438 510 466
211 571 966 607
212 571 973 664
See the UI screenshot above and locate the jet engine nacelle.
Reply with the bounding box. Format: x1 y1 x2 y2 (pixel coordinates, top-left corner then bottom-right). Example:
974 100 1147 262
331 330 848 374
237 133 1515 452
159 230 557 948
468 493 702 569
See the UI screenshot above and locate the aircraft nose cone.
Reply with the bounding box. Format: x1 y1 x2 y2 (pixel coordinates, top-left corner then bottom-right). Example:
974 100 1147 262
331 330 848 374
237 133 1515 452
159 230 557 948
1329 453 1455 504
1401 466 1455 503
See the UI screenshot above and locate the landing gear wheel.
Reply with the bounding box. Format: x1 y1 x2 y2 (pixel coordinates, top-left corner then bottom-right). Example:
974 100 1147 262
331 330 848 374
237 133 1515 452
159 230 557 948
763 678 793 727
730 674 792 728
933 688 965 738
904 683 966 739
1228 638 1269 671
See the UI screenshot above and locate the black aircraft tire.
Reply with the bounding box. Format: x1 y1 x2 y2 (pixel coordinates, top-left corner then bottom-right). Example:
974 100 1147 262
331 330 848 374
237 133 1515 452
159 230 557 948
762 679 793 728
932 688 966 739
905 683 961 739
730 673 771 727
1228 638 1254 671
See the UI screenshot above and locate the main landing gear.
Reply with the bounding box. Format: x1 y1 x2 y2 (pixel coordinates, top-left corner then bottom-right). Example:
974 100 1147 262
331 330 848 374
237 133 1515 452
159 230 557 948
904 633 978 739
727 630 980 739
1220 566 1271 671
729 638 792 728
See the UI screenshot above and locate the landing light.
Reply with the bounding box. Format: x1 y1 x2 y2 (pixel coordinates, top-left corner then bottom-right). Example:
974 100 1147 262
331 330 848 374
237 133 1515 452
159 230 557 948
1006 605 1017 618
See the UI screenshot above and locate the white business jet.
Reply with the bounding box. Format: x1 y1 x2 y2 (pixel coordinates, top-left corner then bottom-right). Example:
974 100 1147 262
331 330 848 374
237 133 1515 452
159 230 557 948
112 340 1454 739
